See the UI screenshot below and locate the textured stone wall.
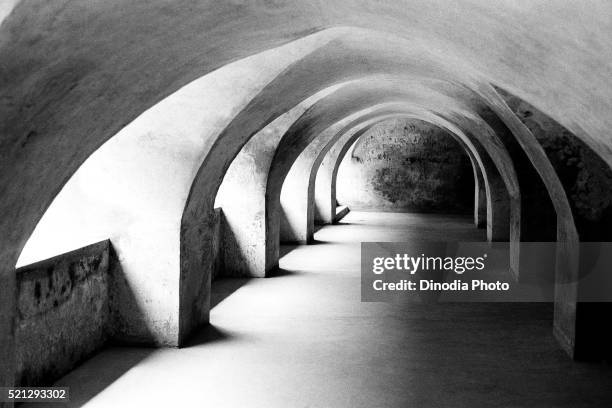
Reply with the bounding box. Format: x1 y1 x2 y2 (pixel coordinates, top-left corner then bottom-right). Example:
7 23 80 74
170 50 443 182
499 88 612 241
15 241 111 386
336 119 473 213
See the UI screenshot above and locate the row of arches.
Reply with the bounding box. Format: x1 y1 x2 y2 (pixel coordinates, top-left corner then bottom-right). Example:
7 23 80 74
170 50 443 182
2 4 612 392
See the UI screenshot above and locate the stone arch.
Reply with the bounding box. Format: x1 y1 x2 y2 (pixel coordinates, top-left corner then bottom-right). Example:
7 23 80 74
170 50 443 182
13 35 342 347
325 107 522 270
494 87 612 360
213 84 346 278
307 117 485 235
263 90 519 274
2 7 608 384
213 101 489 279
314 118 487 228
477 85 581 356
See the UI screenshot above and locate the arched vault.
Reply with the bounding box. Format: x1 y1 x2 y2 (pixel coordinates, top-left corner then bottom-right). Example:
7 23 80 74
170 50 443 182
2 3 611 387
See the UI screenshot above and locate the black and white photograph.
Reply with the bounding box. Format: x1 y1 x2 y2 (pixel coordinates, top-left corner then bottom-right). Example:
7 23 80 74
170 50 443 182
1 1 612 407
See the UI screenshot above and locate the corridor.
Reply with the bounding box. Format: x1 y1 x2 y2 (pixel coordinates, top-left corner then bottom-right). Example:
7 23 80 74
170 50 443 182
4 3 612 406
28 212 612 408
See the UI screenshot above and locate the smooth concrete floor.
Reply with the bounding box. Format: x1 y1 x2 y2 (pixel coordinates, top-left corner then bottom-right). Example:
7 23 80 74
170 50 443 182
29 212 612 407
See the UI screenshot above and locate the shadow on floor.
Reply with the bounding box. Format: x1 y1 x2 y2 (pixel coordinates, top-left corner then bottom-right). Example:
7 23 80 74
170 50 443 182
23 347 155 408
183 324 236 347
211 277 250 309
34 325 240 407
30 212 612 407
279 244 298 258
267 267 304 278
308 239 331 245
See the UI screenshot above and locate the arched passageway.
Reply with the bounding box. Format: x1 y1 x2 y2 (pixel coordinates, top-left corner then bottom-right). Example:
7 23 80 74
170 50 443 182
19 118 612 408
3 2 612 406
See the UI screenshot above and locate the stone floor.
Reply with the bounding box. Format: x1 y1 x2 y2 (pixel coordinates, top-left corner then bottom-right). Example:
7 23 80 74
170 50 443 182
29 212 612 407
